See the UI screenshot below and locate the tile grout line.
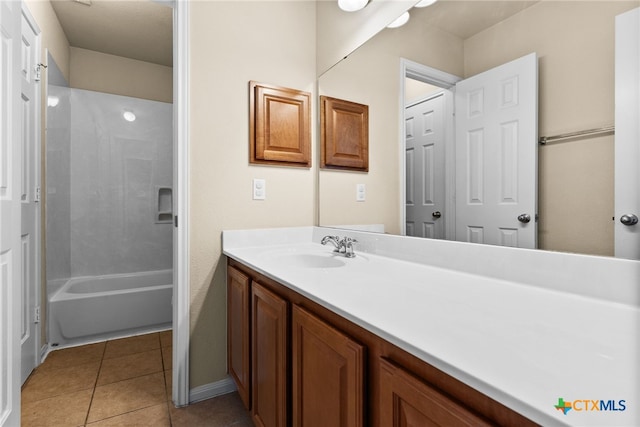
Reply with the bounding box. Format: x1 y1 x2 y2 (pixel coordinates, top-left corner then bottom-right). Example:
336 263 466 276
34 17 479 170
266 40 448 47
84 333 170 426
20 332 179 427
165 369 174 426
157 330 173 426
83 341 108 426
161 332 175 427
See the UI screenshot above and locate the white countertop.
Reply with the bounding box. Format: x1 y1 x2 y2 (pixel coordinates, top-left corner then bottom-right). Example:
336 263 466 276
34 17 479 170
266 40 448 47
222 226 640 427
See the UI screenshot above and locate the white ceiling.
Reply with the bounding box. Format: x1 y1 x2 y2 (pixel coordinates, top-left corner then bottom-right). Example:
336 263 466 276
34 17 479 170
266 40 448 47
49 0 539 70
413 0 541 40
50 0 173 67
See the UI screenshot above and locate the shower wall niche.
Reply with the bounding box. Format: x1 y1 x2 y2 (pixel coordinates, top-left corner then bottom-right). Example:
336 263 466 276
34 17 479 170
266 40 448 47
46 87 173 282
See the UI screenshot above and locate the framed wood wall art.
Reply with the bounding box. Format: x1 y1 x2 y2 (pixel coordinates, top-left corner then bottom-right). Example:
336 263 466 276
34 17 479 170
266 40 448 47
249 81 311 167
320 96 369 172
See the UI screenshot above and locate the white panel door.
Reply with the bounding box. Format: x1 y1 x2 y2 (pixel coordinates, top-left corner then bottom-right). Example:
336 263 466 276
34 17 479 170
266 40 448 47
405 93 446 238
0 1 23 426
615 7 640 260
20 5 40 384
455 53 538 248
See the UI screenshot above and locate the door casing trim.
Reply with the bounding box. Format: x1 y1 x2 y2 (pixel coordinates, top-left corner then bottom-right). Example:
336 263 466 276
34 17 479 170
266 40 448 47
173 0 190 407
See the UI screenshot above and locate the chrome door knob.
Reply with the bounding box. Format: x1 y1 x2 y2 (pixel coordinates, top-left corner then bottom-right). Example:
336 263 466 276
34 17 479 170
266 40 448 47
620 214 638 226
517 213 531 223
432 211 442 219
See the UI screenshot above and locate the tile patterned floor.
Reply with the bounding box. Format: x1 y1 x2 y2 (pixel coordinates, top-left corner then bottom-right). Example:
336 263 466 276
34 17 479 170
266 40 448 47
21 331 253 426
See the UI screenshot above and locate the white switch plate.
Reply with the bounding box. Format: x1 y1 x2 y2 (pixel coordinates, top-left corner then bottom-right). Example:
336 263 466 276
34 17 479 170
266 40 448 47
356 183 366 202
253 178 266 200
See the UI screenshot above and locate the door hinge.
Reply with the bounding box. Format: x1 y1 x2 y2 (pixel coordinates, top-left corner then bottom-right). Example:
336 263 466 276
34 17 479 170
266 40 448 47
34 306 40 324
34 63 47 82
174 215 178 227
35 186 41 202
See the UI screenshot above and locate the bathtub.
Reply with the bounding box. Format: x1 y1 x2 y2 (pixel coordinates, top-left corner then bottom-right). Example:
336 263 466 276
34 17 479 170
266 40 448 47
48 270 173 347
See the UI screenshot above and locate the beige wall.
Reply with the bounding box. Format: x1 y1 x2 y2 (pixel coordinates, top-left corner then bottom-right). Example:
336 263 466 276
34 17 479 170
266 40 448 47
319 13 464 234
464 0 639 256
405 80 441 106
70 47 172 103
188 1 316 388
319 0 638 256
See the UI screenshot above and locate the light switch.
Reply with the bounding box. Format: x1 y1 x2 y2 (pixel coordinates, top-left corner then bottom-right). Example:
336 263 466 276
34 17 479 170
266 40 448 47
356 183 366 202
253 178 266 200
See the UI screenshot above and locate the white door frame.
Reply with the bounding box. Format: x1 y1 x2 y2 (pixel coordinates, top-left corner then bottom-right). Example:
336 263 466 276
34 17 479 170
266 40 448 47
173 0 190 407
614 7 640 259
20 2 41 383
399 59 460 237
1 1 24 423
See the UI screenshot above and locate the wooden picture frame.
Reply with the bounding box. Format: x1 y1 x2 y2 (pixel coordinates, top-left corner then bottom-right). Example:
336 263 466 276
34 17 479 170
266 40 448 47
249 81 311 167
320 95 369 172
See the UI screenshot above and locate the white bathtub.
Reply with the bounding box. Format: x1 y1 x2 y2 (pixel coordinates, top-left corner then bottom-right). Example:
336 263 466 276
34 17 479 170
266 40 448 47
48 270 173 347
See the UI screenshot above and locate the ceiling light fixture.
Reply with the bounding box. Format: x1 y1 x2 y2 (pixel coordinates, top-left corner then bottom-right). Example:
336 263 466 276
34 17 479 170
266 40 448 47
338 0 369 12
387 11 410 29
414 0 438 8
47 96 60 108
123 111 136 122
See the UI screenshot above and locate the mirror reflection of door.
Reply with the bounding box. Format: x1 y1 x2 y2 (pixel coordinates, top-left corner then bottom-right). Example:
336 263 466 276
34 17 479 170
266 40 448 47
404 53 538 249
614 7 640 260
405 92 446 239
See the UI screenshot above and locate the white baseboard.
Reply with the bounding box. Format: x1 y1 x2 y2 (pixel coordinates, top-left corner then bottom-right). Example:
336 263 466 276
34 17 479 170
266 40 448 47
189 376 237 404
39 344 48 364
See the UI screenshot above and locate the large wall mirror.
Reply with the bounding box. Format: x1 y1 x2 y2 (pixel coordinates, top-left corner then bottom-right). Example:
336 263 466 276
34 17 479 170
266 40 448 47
317 0 640 258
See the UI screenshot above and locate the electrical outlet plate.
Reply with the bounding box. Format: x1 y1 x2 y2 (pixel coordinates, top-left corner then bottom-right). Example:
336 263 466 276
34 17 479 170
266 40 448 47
253 178 266 200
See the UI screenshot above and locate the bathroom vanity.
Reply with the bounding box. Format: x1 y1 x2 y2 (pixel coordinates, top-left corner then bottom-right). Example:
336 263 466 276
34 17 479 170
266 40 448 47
222 227 639 427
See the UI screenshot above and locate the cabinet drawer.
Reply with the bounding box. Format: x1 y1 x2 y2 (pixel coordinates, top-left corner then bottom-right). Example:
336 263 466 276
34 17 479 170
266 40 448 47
379 357 493 427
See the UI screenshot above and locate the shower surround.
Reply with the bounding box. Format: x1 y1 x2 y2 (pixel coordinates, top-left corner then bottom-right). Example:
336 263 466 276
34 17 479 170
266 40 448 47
46 87 173 345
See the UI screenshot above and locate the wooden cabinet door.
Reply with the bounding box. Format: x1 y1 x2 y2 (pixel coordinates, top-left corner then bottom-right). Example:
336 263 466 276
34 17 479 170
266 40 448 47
379 358 493 427
252 282 288 427
292 305 364 427
227 266 251 409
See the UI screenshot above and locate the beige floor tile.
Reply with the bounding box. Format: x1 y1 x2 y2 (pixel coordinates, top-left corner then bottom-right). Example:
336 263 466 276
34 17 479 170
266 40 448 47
86 402 171 426
87 372 166 423
21 361 100 403
103 333 160 359
97 349 163 386
40 342 105 372
21 388 93 427
169 392 253 427
159 330 172 348
20 333 257 427
161 345 172 371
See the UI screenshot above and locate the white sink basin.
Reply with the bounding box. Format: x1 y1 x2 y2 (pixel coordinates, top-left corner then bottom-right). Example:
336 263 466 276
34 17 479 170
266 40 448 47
282 253 346 268
260 247 367 269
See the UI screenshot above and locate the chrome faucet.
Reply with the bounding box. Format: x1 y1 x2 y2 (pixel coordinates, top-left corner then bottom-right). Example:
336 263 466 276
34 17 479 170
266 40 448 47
321 235 358 258
321 235 341 249
341 237 358 258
